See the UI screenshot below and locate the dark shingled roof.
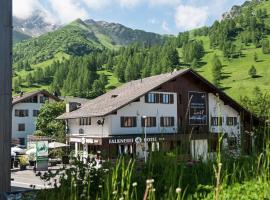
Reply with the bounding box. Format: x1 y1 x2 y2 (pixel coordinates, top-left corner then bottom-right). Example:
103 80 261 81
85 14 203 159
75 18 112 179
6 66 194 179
58 69 189 119
12 90 60 105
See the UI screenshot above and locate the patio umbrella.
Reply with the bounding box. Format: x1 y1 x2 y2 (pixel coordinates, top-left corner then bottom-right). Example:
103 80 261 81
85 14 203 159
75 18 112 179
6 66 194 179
11 151 16 157
25 148 36 155
49 142 69 149
11 146 25 154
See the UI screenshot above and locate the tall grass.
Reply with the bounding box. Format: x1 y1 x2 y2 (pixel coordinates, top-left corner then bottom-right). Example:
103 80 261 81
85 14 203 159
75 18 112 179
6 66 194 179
33 124 270 200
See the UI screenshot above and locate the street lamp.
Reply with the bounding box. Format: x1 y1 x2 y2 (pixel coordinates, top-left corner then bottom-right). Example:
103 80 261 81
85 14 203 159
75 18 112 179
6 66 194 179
142 115 147 163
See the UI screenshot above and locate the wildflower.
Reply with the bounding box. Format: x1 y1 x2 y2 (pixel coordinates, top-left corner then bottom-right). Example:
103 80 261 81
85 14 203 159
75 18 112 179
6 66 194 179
146 179 154 184
119 197 124 200
112 190 117 195
99 185 102 188
176 187 181 194
151 188 156 192
132 182 137 187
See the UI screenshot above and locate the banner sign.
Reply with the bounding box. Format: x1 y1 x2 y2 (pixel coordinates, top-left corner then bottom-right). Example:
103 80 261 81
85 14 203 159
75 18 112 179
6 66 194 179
36 141 49 171
188 91 207 125
36 141 49 157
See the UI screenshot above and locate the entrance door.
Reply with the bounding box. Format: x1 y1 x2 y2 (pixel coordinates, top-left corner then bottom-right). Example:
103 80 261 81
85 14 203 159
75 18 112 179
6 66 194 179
190 139 208 161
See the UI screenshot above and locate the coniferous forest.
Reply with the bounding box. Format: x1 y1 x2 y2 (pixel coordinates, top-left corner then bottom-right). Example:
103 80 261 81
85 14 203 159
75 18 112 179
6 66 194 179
12 0 270 102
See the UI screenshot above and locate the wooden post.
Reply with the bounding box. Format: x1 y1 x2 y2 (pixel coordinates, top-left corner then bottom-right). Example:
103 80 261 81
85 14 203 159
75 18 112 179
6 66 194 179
0 0 12 194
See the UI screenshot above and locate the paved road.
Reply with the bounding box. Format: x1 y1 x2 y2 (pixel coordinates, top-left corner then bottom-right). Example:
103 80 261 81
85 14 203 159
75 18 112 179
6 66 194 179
11 169 47 191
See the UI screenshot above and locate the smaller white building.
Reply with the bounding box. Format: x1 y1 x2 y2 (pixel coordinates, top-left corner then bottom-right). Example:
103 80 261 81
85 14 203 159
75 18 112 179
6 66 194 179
12 90 59 145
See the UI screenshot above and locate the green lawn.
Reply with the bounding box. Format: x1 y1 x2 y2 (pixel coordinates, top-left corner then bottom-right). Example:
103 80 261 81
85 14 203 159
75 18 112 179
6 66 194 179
183 36 270 102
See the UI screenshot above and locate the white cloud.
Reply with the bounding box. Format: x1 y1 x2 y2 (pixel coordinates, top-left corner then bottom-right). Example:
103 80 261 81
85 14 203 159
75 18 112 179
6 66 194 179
82 0 111 10
48 0 89 23
117 0 142 8
13 0 43 19
149 0 180 6
161 20 170 32
148 18 158 24
174 5 208 30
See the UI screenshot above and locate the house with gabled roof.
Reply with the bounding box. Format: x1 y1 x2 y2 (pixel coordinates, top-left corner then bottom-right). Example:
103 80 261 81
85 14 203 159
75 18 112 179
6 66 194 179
12 90 60 146
58 69 257 160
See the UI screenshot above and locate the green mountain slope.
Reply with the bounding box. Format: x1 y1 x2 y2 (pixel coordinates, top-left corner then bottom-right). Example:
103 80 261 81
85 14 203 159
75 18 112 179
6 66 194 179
190 0 270 101
13 30 31 44
13 0 270 102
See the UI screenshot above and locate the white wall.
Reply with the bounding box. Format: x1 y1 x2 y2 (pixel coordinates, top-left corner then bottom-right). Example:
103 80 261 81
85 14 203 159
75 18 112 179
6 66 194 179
208 93 240 136
12 94 55 143
68 116 110 137
68 91 178 137
208 93 241 155
110 92 178 135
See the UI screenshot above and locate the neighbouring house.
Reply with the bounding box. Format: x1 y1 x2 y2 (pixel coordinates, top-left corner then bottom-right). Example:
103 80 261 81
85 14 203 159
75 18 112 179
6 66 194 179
58 69 258 160
12 90 60 146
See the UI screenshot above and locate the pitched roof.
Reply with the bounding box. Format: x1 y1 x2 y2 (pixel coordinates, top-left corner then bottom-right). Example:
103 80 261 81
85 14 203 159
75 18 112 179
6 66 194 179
57 69 256 120
12 90 60 105
58 69 189 119
59 96 89 105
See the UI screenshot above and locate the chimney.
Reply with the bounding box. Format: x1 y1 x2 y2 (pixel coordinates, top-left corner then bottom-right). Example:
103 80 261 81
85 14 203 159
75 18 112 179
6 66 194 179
66 102 81 113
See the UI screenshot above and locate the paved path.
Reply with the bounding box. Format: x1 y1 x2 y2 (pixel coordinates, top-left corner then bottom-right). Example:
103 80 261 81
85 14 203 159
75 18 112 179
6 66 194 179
11 165 64 192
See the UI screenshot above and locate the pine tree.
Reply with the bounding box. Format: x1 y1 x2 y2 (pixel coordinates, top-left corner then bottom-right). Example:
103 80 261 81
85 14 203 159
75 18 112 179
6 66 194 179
25 73 34 87
13 78 20 92
211 54 222 87
262 39 270 54
254 52 258 62
248 65 257 78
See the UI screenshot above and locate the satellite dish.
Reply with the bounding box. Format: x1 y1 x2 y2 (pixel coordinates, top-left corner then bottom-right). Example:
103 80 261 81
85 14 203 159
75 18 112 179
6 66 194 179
79 128 84 135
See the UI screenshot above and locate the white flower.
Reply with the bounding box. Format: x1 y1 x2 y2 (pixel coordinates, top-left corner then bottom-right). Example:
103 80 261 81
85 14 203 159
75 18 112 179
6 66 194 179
112 191 118 195
119 197 124 200
176 187 181 194
132 182 137 187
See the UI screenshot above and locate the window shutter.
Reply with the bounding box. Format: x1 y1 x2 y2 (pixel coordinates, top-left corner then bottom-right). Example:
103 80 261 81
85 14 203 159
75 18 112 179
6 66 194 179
145 94 149 103
156 93 160 103
171 117 175 126
133 117 137 127
160 94 164 103
121 117 124 127
160 117 164 127
170 94 174 104
141 118 145 127
153 117 156 127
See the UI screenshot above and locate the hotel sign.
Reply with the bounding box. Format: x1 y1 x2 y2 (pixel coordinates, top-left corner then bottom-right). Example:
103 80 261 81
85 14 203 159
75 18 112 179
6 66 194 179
109 137 165 144
188 91 207 125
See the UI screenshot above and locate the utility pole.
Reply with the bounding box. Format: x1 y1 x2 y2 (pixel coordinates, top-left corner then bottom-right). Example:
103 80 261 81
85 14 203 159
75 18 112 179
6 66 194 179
0 0 12 195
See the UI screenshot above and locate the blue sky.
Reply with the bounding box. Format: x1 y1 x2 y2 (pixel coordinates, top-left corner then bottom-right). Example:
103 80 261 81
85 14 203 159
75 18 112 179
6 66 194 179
13 0 247 34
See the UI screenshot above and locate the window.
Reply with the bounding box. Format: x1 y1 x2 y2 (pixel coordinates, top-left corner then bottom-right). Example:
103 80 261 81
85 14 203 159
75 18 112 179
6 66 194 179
145 93 174 104
211 117 222 126
146 93 156 103
121 117 137 127
79 117 91 125
141 117 156 127
33 110 39 117
18 124 25 131
21 96 38 103
15 109 29 117
40 96 49 103
160 117 175 127
162 94 169 104
226 117 237 126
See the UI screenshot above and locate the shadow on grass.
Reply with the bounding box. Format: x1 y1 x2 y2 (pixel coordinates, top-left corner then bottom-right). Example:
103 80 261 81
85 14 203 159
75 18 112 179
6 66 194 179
220 86 232 91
